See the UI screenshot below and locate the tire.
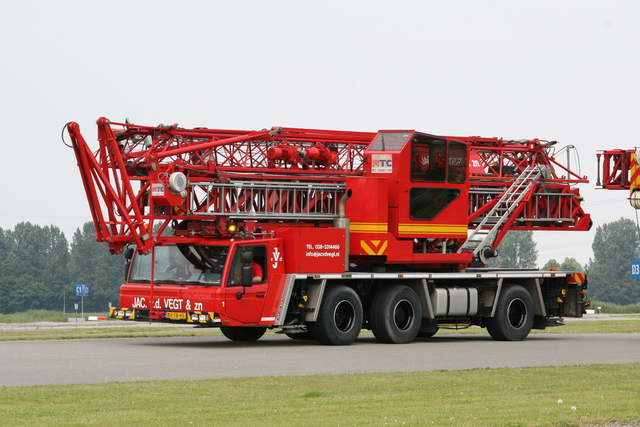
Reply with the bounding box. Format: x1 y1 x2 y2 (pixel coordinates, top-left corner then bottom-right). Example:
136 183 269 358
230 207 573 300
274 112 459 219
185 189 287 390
308 285 363 345
219 326 267 342
486 285 534 341
370 285 422 344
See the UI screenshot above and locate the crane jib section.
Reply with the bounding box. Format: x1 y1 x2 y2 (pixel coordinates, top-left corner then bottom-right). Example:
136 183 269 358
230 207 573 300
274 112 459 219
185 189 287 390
66 118 592 266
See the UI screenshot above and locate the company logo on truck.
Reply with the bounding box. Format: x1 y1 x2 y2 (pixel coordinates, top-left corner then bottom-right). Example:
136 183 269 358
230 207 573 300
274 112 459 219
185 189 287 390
271 247 283 268
131 297 203 311
371 154 393 173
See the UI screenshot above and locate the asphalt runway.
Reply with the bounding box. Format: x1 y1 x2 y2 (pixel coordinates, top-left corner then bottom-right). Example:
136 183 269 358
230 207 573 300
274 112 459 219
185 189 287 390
0 333 638 387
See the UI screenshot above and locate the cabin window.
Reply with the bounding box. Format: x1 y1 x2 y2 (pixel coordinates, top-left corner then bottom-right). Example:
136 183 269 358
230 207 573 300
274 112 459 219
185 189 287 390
228 245 267 286
128 244 229 286
409 188 460 220
370 132 411 152
411 138 467 183
448 141 467 183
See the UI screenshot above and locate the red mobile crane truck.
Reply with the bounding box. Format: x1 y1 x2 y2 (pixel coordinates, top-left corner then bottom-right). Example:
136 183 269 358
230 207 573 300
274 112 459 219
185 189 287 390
66 118 591 345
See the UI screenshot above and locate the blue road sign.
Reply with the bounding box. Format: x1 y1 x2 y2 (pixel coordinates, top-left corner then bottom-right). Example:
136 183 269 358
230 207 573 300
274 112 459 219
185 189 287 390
75 284 90 296
632 261 640 279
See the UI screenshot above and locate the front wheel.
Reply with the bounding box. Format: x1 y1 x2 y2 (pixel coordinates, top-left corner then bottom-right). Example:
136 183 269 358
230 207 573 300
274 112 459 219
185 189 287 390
486 285 534 341
220 326 267 342
370 285 422 344
309 285 363 345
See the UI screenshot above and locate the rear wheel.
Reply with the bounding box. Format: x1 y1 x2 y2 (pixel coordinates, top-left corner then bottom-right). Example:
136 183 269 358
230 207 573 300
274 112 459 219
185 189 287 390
486 285 534 341
371 285 422 344
309 285 363 345
220 326 267 342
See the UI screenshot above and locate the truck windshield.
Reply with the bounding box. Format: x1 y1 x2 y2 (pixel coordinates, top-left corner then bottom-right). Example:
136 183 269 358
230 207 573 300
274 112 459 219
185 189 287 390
128 245 230 286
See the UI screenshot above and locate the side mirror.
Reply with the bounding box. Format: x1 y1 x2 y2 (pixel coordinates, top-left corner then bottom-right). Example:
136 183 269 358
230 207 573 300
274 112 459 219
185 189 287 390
124 246 134 260
124 246 135 280
241 250 253 264
241 264 253 287
241 250 254 287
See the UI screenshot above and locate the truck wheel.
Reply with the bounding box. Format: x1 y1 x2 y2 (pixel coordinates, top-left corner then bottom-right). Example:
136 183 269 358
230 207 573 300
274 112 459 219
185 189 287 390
371 285 422 344
220 326 267 342
309 285 362 345
486 285 534 341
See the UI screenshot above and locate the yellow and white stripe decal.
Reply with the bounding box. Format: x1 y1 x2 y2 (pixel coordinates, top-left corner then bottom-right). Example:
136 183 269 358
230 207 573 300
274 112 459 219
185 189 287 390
352 222 466 236
398 223 467 236
350 222 388 233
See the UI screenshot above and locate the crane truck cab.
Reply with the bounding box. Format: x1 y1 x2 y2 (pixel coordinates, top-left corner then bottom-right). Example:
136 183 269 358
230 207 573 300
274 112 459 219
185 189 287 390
117 238 284 330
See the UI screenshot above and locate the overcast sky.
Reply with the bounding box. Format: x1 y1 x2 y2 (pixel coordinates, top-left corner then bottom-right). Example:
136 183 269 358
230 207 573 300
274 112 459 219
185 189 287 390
1 1 638 267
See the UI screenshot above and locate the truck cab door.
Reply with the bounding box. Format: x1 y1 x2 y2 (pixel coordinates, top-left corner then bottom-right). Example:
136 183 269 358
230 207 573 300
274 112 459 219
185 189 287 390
223 244 269 324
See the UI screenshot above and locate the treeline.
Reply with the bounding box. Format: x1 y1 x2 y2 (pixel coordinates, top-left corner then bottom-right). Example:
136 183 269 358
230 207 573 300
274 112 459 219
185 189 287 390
1 219 639 314
0 222 124 314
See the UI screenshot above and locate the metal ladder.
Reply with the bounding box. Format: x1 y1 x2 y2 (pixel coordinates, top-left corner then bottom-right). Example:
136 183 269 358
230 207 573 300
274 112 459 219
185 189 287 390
189 180 346 220
460 166 542 257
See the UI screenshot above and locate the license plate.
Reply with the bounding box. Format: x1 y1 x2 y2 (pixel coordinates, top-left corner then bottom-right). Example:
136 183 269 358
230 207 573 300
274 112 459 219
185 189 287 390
166 311 186 319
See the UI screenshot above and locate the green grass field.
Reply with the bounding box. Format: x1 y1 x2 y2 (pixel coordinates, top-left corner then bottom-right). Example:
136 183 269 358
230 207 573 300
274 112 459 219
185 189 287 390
0 364 638 426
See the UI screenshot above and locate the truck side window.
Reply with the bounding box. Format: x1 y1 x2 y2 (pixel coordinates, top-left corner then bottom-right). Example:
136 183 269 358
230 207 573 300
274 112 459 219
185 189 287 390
228 246 267 286
412 139 468 183
411 138 446 182
410 188 460 220
448 141 467 183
